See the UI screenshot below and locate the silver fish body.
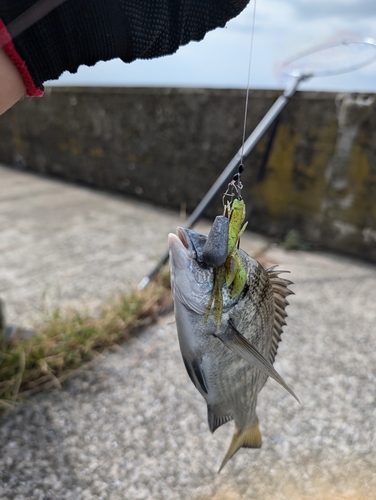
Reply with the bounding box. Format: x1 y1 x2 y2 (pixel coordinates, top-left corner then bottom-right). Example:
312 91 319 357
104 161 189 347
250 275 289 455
168 227 297 471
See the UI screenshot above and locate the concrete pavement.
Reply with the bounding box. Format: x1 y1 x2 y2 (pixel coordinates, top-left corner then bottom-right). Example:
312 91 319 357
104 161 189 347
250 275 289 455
1 165 376 499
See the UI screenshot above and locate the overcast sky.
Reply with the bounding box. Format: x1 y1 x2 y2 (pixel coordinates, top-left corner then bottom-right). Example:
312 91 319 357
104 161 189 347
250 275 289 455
49 0 376 92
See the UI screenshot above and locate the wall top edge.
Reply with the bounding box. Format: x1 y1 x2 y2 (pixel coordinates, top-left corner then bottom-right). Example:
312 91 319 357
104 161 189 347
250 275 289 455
41 86 373 99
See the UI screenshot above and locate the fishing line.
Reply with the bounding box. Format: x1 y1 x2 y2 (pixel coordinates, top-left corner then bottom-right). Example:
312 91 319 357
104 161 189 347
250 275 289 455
140 32 376 287
240 0 258 166
222 0 257 209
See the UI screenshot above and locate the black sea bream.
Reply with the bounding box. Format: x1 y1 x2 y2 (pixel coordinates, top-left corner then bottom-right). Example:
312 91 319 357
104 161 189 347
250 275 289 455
168 227 298 471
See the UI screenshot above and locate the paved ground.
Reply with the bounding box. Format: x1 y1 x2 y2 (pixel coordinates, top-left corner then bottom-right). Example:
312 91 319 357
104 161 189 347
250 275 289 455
1 165 376 499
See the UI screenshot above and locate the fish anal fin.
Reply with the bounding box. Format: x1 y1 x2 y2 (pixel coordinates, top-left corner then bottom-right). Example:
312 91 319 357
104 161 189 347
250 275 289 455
218 420 262 473
207 407 233 433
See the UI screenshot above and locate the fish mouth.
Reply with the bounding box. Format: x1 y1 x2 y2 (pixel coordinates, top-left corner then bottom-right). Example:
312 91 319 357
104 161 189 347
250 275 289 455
168 228 195 263
168 227 208 262
177 228 209 263
168 228 212 314
176 227 194 255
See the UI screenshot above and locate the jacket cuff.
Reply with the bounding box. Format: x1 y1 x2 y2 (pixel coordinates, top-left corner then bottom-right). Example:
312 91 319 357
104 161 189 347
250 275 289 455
0 19 43 97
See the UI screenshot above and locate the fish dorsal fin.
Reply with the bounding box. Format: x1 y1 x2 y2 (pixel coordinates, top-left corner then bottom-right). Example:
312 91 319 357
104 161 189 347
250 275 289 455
266 266 294 364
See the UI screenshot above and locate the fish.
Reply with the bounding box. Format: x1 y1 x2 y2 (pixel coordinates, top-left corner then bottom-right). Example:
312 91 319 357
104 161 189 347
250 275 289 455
168 225 298 472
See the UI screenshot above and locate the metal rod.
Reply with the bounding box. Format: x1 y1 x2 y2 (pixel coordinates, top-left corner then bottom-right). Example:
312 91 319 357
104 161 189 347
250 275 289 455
0 0 68 44
141 76 307 289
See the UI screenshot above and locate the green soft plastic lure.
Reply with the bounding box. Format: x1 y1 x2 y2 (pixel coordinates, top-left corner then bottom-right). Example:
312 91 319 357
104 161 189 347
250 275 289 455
205 198 248 327
225 198 248 299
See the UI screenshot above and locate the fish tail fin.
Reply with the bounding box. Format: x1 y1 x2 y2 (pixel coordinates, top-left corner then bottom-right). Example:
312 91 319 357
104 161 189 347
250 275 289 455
218 419 262 473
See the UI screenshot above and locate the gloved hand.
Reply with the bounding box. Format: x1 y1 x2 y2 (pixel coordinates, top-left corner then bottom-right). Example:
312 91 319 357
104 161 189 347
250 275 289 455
0 0 250 97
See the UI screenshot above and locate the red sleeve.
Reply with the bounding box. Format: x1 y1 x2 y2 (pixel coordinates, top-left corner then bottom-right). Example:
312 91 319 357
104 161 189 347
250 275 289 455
0 19 43 97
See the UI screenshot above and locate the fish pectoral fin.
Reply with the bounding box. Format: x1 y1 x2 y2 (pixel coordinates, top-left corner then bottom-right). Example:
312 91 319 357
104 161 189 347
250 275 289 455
207 406 233 433
214 319 299 403
218 420 262 473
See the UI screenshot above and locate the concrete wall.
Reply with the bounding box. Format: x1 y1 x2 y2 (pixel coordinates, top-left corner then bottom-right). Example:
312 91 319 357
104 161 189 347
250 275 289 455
1 87 376 260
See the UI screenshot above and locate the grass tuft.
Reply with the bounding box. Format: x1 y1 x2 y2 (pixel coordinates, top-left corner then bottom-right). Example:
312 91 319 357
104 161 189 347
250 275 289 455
0 275 171 411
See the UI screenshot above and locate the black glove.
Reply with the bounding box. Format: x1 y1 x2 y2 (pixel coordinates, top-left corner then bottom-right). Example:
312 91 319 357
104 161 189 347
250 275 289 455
0 0 250 96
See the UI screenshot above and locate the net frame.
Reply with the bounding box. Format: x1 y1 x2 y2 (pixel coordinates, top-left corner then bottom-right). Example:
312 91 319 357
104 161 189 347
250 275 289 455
281 37 376 79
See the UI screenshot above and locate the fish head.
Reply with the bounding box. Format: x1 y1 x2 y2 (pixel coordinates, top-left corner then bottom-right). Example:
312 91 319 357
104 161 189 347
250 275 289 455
168 227 213 315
